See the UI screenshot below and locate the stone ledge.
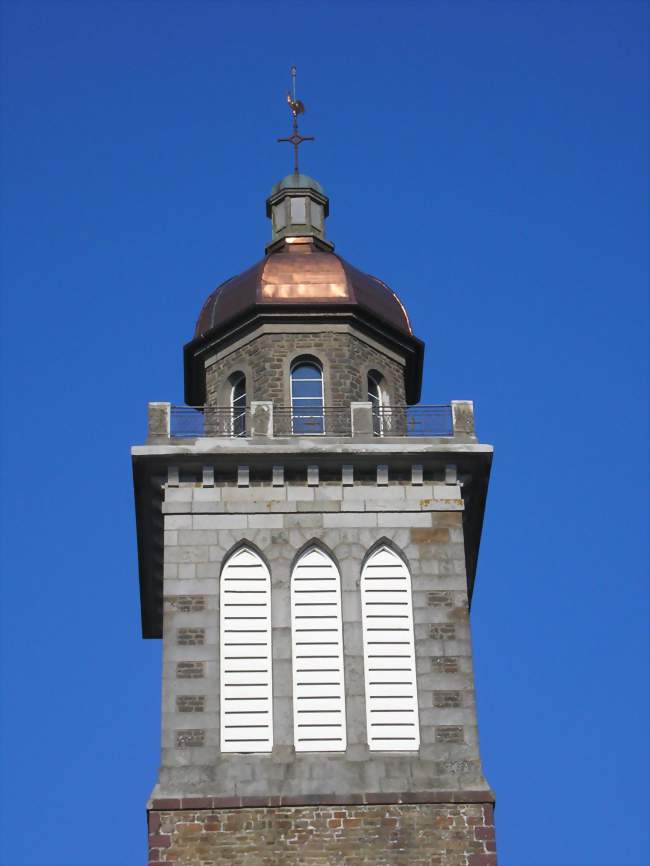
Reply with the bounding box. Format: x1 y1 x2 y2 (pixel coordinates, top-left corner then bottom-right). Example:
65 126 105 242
149 789 495 811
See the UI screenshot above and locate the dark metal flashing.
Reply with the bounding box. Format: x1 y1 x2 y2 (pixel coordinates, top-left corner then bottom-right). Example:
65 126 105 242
132 460 165 638
132 447 491 639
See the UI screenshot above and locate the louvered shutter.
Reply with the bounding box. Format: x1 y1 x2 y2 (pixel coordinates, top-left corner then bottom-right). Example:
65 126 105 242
220 548 273 752
291 548 347 751
361 547 420 750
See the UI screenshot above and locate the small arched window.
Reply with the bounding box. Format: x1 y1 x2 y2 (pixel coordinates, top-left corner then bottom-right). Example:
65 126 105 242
368 370 386 436
291 360 324 434
291 547 346 751
220 547 273 752
230 372 246 437
361 546 419 751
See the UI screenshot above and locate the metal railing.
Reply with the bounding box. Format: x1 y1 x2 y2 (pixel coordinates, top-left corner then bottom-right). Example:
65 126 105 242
273 406 352 437
169 403 453 439
170 405 251 438
373 405 453 437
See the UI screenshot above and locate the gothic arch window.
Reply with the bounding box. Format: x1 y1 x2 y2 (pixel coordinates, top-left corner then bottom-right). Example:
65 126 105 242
230 372 247 437
361 546 420 750
219 547 273 752
290 547 347 751
367 370 388 436
291 359 324 434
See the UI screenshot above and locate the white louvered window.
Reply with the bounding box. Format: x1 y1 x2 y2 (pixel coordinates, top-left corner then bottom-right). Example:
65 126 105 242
219 547 273 752
291 548 347 751
361 547 420 750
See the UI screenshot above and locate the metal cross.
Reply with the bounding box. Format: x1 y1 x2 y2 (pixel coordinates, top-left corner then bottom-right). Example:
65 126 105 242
277 66 314 175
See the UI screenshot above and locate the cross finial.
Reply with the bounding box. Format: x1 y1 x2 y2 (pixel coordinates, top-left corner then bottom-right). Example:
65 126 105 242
277 66 314 175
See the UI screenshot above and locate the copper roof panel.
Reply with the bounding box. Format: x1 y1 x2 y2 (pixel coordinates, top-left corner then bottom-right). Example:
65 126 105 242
193 241 411 338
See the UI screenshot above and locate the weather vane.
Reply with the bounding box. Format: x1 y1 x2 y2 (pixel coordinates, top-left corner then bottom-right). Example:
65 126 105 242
277 66 314 175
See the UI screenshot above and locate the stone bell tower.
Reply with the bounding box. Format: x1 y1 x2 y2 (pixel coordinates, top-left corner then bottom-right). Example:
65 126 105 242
132 99 497 865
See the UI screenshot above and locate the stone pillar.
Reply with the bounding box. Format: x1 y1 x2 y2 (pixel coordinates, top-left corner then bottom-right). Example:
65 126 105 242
451 400 476 440
351 401 373 437
148 402 170 442
251 401 273 437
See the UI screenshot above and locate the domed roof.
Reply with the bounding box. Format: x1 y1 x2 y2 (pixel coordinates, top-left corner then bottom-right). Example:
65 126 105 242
270 173 325 196
194 238 413 339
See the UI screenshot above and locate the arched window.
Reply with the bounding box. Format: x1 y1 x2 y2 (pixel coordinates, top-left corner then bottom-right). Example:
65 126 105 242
367 370 386 436
219 547 273 752
291 548 346 751
230 372 246 437
361 547 419 751
291 360 324 434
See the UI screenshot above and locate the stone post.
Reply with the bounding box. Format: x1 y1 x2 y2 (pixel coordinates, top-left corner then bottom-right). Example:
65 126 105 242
251 401 274 437
351 401 373 437
148 402 170 442
451 400 476 440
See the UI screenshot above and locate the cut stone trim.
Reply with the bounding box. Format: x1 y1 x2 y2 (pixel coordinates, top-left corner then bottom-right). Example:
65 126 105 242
149 790 495 810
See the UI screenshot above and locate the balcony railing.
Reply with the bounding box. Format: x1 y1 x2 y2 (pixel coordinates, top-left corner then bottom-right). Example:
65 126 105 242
162 402 462 440
169 406 251 438
272 406 352 437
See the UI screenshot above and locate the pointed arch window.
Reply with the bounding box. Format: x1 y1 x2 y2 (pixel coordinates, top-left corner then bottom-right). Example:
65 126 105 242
219 547 273 752
230 372 247 437
291 548 346 751
291 360 324 434
361 547 419 750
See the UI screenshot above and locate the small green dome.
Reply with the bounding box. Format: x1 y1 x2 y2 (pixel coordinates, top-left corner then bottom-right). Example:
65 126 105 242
270 173 325 196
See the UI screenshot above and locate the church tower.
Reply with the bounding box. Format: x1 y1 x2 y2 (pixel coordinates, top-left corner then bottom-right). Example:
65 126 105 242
132 82 497 866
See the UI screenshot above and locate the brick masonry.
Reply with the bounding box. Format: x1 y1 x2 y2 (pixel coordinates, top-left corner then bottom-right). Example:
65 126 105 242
147 801 497 866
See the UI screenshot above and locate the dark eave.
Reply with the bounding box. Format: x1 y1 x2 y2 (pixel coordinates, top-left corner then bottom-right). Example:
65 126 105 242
132 445 491 639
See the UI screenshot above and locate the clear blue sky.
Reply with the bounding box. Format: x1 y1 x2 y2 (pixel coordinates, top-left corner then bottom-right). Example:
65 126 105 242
1 2 647 865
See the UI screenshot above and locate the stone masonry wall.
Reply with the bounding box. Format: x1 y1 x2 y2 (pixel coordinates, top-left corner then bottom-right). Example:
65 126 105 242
204 330 407 408
148 801 497 866
158 468 490 800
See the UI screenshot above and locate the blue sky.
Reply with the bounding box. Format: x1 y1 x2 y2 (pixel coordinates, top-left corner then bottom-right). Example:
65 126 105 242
1 2 647 865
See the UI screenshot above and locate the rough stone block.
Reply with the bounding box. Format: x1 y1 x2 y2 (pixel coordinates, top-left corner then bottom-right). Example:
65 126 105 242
192 487 221 501
166 515 192 530
165 488 192 502
377 512 431 528
285 513 323 528
411 527 451 544
247 514 284 529
287 486 313 501
323 513 378 528
433 484 462 500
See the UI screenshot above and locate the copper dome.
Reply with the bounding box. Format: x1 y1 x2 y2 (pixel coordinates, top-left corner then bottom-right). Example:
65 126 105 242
194 237 413 339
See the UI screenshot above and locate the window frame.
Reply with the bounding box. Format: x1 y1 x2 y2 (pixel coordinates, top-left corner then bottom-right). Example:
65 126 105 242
290 358 325 435
219 547 273 753
367 370 386 436
230 371 247 437
290 547 347 752
360 546 420 751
